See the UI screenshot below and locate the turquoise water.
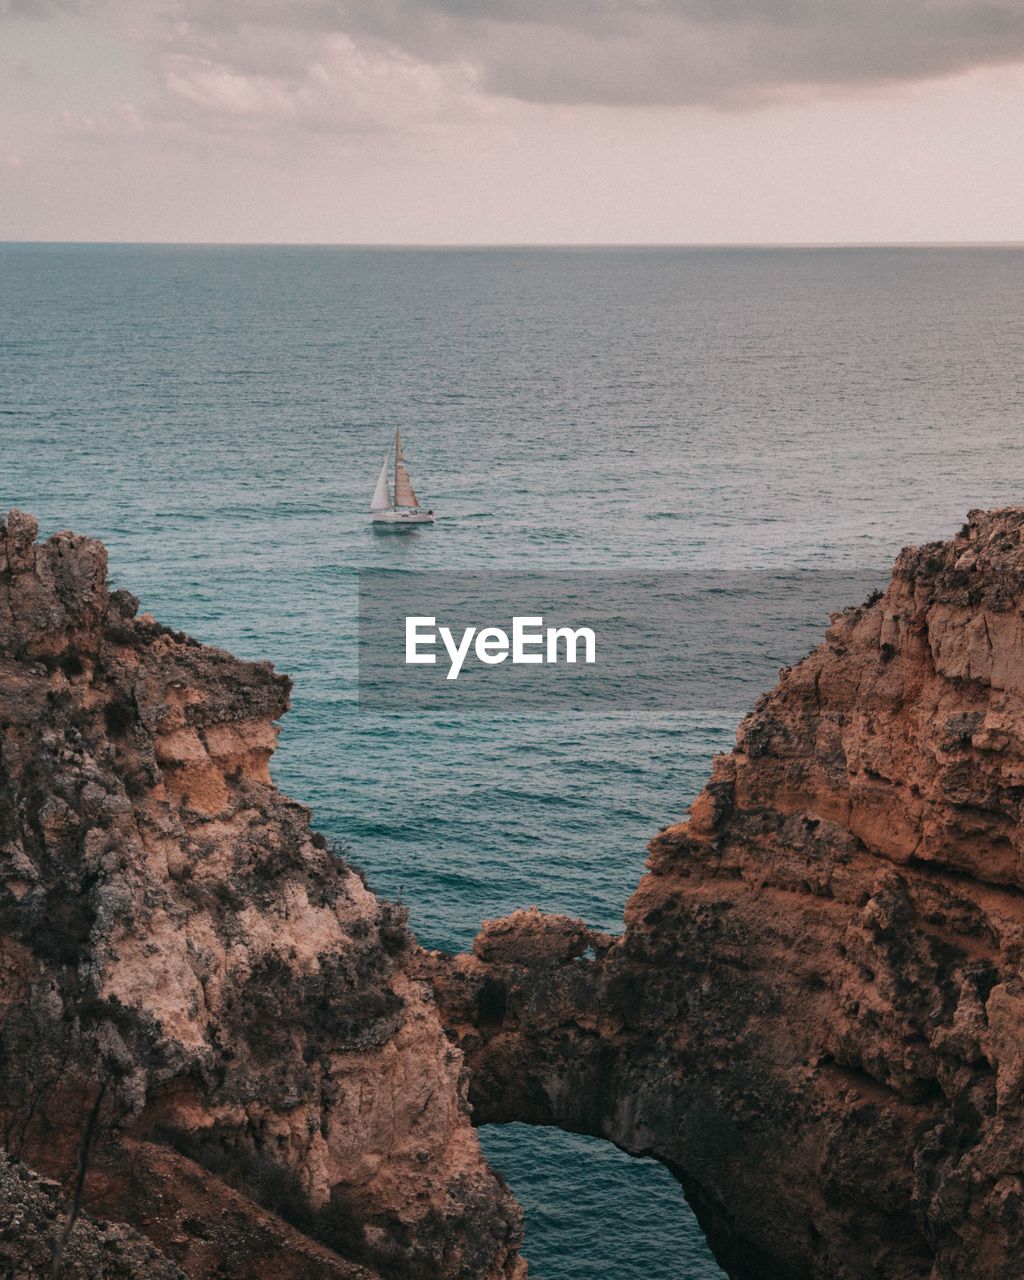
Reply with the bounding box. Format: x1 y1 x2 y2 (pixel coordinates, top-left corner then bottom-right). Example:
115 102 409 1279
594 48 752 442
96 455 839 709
4 244 1024 1278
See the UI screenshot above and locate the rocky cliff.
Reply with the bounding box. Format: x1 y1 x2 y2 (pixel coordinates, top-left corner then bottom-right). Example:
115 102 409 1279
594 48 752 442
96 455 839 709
424 508 1024 1280
0 511 523 1279
10 506 1024 1280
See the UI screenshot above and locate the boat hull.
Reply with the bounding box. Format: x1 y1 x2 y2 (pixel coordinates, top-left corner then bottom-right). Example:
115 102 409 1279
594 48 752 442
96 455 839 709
371 509 435 526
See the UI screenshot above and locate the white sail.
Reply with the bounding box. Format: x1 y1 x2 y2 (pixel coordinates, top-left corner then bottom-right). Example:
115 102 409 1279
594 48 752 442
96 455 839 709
394 430 420 508
370 451 392 512
370 430 433 524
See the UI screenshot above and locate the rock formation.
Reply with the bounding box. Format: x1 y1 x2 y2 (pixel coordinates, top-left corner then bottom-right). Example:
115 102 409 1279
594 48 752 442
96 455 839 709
0 512 523 1279
10 504 1024 1280
424 508 1024 1280
0 1152 186 1279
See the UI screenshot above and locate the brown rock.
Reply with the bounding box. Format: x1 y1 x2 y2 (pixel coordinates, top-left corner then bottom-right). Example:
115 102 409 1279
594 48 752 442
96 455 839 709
0 1150 185 1279
473 909 595 966
0 513 524 1280
425 508 1024 1280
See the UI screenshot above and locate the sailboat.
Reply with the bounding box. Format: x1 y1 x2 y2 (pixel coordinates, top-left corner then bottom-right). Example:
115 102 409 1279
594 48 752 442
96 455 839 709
370 430 435 526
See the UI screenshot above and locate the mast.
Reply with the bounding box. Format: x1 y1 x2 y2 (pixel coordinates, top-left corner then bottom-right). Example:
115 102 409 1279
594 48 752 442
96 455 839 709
394 429 401 510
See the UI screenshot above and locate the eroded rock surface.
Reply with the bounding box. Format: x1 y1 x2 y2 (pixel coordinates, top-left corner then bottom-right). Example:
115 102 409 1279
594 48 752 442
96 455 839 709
424 509 1024 1280
0 1152 185 1280
0 512 523 1279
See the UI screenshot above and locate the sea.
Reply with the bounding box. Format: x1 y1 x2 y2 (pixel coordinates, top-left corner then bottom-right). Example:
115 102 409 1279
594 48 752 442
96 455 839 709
4 243 1024 1279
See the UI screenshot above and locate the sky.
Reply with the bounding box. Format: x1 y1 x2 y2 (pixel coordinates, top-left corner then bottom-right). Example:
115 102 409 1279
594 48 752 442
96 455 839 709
2 0 1024 243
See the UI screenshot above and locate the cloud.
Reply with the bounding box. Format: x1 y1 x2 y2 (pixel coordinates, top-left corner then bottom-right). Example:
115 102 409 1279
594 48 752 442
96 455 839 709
0 0 88 16
61 101 143 136
159 34 482 134
346 0 1024 106
13 0 1024 149
132 0 1024 124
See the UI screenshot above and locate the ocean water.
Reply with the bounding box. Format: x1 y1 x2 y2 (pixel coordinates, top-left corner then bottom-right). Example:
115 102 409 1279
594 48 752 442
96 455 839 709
4 243 1024 1279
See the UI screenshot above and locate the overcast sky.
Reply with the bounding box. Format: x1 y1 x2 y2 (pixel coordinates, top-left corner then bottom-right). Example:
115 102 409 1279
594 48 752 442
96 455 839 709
2 0 1024 242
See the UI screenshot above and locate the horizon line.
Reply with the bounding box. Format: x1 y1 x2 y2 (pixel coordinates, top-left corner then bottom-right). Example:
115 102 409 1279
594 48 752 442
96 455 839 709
2 239 1024 251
